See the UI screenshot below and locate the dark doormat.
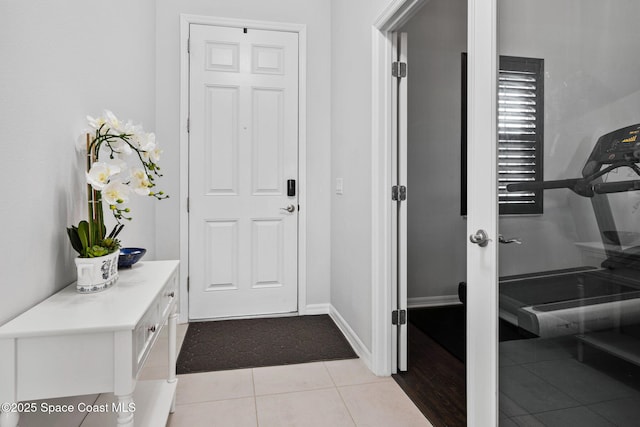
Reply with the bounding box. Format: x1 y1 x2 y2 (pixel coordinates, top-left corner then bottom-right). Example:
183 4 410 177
176 314 358 374
409 305 535 362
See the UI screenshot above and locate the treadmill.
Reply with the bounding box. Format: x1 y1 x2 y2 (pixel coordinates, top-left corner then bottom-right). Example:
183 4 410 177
462 124 640 353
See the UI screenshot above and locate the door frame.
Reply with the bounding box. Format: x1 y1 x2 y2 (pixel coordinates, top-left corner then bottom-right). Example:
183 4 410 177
371 0 498 424
179 14 308 323
370 0 426 377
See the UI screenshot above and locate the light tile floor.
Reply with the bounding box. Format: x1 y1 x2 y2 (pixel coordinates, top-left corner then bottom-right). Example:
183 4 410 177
17 322 431 427
162 325 432 427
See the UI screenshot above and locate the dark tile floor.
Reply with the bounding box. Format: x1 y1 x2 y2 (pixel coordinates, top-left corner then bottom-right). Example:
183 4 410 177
394 319 640 426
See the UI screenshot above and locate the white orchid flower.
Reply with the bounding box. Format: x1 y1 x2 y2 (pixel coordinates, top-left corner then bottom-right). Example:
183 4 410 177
103 180 131 205
105 158 128 178
104 110 122 131
138 132 156 152
86 115 106 130
122 120 137 134
150 147 162 163
107 137 133 156
86 162 121 190
130 168 152 195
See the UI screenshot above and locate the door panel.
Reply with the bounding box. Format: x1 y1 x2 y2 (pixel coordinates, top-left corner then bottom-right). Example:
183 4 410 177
466 0 499 424
252 219 284 288
189 24 299 320
205 220 238 291
205 85 239 194
497 2 640 426
391 31 408 373
252 88 284 194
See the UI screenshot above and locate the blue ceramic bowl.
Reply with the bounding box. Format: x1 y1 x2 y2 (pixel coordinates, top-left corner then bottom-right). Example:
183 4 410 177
118 247 147 268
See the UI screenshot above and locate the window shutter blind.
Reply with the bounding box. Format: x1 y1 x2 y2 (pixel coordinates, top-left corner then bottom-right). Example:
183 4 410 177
460 54 544 216
498 56 544 214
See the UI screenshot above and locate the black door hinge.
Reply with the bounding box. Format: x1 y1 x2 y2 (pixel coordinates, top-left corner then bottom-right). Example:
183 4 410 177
392 61 407 78
392 309 407 325
399 185 406 201
392 185 407 201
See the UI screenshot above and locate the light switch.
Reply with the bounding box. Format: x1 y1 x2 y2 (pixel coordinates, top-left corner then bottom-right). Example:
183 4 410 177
336 178 344 195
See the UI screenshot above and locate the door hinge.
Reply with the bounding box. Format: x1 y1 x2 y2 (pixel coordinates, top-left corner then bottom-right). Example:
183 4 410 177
187 38 190 54
392 309 407 325
187 276 190 292
187 117 190 133
186 197 190 213
392 185 407 201
392 61 407 78
399 185 407 201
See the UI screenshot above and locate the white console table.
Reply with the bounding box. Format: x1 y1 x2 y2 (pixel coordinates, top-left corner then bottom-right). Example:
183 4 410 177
0 260 180 427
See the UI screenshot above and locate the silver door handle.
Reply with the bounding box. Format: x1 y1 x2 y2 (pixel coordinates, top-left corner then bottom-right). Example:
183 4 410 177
280 204 295 213
469 229 490 247
499 235 522 244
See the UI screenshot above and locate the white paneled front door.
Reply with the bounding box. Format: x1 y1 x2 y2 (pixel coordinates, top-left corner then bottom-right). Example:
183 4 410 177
188 24 299 320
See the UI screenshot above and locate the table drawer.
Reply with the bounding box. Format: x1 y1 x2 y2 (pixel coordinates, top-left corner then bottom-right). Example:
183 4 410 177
133 302 160 372
161 272 179 319
133 270 178 374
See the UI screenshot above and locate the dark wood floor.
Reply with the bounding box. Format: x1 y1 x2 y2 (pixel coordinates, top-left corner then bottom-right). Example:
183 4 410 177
393 322 466 427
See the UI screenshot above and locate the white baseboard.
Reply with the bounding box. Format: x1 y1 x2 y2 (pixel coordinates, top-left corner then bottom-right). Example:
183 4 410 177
407 295 461 308
303 303 330 315
329 305 372 369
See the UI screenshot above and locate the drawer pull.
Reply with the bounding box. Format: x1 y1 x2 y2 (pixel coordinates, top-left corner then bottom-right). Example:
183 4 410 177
148 325 157 333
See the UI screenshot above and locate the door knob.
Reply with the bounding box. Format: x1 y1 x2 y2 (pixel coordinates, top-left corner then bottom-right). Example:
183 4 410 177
469 229 490 247
280 204 295 213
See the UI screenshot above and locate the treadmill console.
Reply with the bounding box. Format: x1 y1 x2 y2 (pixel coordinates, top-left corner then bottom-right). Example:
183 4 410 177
583 123 640 176
508 123 640 197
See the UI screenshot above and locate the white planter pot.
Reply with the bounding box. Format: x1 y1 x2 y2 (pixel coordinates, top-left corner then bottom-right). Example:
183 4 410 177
75 251 119 293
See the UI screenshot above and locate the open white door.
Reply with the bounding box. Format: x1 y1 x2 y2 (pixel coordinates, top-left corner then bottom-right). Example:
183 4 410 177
466 0 499 425
391 31 408 373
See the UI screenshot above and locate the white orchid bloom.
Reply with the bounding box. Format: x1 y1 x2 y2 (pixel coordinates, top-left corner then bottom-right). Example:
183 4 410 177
141 146 162 163
138 132 156 152
103 180 131 205
104 110 124 133
105 158 128 178
107 137 133 156
86 162 121 190
86 115 106 130
122 120 137 134
130 168 152 195
149 147 162 163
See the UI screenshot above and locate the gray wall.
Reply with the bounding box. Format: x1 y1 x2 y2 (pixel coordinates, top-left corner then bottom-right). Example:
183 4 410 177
0 0 157 325
401 0 468 302
402 0 640 301
330 0 401 353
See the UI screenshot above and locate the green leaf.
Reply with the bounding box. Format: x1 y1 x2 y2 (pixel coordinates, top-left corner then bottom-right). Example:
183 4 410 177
66 226 84 255
86 245 108 257
91 220 98 246
77 221 89 254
